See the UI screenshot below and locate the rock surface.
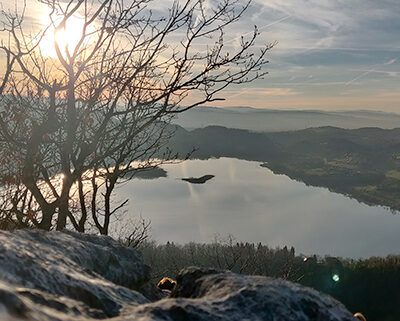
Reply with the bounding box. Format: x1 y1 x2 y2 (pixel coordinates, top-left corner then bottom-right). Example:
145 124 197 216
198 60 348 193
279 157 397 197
0 230 356 320
127 267 356 321
0 229 150 320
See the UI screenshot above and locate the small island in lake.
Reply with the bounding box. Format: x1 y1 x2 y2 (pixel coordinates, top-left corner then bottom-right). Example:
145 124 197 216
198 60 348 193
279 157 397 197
182 174 215 184
132 167 167 180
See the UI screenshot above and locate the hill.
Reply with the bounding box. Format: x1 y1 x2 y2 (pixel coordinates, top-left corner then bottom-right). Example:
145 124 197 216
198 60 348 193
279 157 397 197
167 125 400 211
173 106 400 132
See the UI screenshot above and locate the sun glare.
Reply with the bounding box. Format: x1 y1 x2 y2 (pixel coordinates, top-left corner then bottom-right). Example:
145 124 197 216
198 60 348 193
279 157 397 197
39 13 86 58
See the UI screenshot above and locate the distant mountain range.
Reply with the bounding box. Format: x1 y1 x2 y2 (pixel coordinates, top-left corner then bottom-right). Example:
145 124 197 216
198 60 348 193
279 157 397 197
173 106 400 132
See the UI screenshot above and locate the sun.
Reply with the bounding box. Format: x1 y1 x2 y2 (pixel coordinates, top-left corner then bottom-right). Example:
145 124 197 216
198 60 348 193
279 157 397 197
39 13 86 58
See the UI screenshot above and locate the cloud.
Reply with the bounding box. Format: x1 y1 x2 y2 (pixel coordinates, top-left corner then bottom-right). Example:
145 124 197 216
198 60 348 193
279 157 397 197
246 0 400 54
384 58 398 65
227 87 301 100
11 0 400 112
350 69 400 78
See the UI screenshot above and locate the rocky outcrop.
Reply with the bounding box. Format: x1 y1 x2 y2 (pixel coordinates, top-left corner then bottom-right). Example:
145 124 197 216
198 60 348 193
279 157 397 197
128 267 356 321
0 230 356 320
0 229 150 320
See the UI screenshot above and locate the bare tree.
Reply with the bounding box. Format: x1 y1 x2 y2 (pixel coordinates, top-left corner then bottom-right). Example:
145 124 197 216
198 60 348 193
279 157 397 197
0 0 272 233
139 239 301 283
114 216 151 248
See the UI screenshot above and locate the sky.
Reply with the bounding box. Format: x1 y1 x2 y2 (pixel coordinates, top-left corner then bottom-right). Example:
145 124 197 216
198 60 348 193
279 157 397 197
222 0 400 112
2 0 400 112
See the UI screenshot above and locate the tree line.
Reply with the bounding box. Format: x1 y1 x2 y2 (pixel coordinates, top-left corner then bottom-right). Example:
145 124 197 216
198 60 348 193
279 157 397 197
138 238 400 321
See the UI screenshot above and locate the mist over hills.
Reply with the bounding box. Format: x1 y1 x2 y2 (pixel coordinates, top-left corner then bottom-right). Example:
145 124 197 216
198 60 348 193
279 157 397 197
173 106 400 132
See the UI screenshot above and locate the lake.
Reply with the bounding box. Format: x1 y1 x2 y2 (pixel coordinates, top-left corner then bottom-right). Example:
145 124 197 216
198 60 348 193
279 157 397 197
117 157 400 258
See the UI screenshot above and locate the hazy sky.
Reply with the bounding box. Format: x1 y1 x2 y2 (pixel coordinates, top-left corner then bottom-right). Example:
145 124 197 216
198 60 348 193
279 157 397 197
3 0 400 112
204 0 400 112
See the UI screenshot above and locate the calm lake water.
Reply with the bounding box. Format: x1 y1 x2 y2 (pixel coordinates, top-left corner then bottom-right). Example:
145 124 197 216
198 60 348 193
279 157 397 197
117 157 400 258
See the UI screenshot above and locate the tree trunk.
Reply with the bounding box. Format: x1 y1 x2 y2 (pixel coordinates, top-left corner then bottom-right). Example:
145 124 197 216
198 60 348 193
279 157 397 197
38 205 55 231
56 201 68 231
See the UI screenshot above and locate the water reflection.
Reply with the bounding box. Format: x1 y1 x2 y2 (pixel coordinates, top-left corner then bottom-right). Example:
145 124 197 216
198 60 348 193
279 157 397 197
117 157 400 258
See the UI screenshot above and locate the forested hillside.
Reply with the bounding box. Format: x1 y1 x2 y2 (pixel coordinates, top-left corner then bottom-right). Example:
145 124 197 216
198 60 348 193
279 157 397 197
167 125 400 211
